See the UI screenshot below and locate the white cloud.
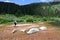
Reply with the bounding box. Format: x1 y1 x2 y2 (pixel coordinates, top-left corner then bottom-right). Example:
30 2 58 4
40 0 47 2
22 0 24 1
40 0 52 2
4 0 10 2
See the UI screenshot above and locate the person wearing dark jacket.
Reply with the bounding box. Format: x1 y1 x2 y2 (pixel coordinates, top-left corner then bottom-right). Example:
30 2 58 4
14 20 17 27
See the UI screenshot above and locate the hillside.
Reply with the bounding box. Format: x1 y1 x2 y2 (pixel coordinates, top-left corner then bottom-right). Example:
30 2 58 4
0 2 60 16
0 2 22 15
0 2 60 24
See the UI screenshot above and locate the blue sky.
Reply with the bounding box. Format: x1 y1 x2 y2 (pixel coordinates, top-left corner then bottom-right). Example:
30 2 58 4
0 0 52 5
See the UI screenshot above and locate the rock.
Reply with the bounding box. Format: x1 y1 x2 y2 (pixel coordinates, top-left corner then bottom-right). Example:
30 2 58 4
27 28 39 34
20 29 26 32
12 29 17 33
39 26 47 31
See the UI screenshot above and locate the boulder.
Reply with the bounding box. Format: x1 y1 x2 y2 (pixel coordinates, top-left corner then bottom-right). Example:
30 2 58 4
27 28 39 34
12 29 17 33
20 29 26 32
39 26 47 31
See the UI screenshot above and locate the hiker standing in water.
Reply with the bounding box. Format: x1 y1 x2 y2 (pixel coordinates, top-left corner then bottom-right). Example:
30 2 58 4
14 20 17 27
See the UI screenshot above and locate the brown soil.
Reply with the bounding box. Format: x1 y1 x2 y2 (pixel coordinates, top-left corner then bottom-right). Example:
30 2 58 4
0 22 60 40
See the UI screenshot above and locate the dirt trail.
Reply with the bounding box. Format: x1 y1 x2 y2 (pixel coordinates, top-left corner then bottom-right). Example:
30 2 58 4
0 23 60 40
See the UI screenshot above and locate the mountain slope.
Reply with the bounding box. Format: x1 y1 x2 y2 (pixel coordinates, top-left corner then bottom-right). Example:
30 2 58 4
0 2 22 15
0 2 60 17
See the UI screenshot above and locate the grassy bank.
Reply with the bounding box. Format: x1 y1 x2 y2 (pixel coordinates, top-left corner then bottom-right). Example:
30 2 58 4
0 14 60 24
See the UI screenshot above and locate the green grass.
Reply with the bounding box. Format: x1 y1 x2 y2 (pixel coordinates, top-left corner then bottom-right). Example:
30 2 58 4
0 14 60 26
